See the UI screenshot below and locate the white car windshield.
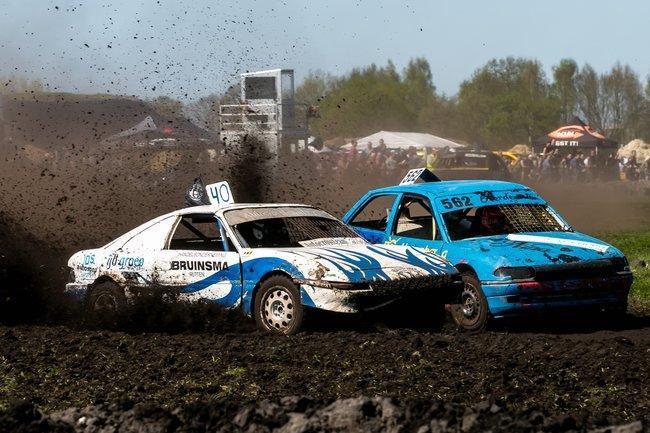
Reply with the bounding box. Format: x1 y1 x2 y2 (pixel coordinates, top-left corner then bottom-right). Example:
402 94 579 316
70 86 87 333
231 215 363 248
442 204 569 241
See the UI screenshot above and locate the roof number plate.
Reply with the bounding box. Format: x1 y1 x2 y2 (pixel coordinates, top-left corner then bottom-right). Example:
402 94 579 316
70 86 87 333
400 168 440 185
205 181 235 208
400 168 426 185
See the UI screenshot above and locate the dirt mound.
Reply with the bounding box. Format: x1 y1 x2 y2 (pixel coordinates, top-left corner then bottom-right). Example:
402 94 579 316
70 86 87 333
1 92 211 150
1 396 644 433
619 139 650 163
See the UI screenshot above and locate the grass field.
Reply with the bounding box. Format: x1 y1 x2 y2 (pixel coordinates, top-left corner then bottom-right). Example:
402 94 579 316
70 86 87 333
599 230 650 312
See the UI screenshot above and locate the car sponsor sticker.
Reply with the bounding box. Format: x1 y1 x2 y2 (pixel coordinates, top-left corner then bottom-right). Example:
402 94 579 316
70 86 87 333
299 237 367 247
170 260 229 271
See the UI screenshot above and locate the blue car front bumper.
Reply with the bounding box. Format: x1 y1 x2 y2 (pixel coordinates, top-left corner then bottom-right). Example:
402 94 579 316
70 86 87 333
482 273 633 318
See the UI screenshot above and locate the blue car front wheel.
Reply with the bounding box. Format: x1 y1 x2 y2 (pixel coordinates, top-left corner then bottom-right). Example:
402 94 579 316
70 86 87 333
451 273 488 332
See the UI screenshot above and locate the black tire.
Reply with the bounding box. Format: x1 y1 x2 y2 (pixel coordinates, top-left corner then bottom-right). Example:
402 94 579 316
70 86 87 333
254 275 304 335
450 273 488 332
87 280 127 315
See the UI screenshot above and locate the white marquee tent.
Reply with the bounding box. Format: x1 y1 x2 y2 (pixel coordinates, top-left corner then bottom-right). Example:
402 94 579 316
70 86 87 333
341 131 464 151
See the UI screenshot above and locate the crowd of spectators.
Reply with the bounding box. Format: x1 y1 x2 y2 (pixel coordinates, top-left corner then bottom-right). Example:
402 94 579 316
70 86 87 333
513 145 650 183
309 138 433 179
304 139 650 184
14 134 648 187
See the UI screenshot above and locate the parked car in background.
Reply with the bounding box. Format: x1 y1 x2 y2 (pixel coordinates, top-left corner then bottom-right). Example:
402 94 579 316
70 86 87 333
343 169 633 330
433 149 511 180
494 151 520 168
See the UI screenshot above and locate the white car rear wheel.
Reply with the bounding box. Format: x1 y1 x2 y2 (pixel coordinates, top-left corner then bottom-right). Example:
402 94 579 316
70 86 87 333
88 281 127 314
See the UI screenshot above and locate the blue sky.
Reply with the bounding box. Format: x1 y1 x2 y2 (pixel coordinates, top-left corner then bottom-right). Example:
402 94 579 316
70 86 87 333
1 0 648 100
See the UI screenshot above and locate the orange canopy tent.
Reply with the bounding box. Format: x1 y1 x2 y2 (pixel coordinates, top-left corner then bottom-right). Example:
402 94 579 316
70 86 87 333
533 117 617 152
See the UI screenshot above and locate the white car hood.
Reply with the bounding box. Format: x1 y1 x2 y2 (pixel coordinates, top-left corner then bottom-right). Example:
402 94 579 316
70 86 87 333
252 243 456 283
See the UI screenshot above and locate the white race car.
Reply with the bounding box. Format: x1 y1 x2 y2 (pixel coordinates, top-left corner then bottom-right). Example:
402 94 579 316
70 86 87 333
66 181 461 334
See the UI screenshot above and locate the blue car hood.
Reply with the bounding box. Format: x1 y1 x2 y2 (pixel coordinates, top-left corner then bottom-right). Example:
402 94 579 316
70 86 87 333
450 231 623 269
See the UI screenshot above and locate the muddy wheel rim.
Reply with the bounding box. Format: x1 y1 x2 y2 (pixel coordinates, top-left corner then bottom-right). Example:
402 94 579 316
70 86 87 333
459 283 481 323
93 293 117 311
262 287 294 332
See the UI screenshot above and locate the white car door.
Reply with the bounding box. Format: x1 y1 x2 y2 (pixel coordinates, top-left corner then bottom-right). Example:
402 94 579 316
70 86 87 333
153 213 243 307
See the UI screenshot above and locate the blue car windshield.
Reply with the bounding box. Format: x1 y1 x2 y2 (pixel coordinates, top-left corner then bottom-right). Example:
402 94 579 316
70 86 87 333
442 204 568 241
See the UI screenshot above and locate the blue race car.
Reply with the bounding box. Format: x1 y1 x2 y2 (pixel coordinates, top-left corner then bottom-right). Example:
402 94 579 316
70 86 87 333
342 169 633 330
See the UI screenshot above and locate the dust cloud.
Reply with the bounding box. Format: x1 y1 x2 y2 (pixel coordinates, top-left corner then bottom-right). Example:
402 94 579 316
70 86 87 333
0 94 649 323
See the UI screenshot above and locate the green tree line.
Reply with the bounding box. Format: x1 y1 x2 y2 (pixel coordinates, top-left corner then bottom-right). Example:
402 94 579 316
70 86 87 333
296 57 650 149
5 57 649 150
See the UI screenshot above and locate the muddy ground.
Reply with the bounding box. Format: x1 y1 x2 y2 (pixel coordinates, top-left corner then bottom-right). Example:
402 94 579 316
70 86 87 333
1 152 650 431
1 318 649 432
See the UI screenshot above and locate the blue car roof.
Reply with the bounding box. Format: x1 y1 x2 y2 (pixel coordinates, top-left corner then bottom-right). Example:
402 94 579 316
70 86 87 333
369 180 533 198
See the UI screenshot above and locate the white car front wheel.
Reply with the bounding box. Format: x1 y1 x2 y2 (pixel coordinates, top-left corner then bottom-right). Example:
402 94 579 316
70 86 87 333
254 275 304 335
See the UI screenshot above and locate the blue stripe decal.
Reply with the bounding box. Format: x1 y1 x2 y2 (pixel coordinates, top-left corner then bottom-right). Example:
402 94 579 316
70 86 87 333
297 248 391 282
241 257 305 315
181 264 242 307
366 245 449 275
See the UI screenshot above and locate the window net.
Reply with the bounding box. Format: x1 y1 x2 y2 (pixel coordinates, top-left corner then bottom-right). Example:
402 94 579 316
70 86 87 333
498 204 564 233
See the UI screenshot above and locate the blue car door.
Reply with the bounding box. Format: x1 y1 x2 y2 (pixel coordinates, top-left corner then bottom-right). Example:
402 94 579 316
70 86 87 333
386 193 446 256
346 193 399 244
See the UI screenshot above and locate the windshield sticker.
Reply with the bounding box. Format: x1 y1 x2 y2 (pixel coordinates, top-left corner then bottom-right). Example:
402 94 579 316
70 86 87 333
477 190 540 203
299 237 367 248
506 234 609 253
